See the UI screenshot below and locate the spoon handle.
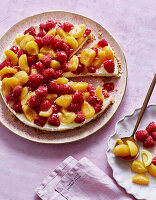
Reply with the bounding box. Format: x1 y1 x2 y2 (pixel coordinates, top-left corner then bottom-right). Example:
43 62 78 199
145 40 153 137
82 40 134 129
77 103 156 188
132 74 156 136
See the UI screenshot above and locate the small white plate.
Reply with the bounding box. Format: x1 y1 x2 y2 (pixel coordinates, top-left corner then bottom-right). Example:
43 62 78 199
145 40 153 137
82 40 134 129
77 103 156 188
106 105 156 200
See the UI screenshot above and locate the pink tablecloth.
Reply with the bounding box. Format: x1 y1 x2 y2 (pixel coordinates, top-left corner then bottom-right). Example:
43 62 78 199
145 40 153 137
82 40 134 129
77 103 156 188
0 1 155 199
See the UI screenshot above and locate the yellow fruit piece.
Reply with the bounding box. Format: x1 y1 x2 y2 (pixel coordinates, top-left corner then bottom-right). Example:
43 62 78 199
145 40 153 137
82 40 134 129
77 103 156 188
46 94 57 103
96 85 104 101
22 105 37 122
59 111 76 124
46 28 57 36
1 77 20 96
69 24 86 38
103 46 114 60
61 108 68 115
18 54 29 73
15 34 25 44
4 50 18 66
57 28 67 39
20 87 29 105
113 144 131 157
55 95 72 108
37 53 45 60
83 92 90 100
81 101 95 119
80 48 96 67
40 47 56 58
21 91 35 106
132 174 149 185
14 71 28 85
77 36 85 46
148 164 156 177
20 33 35 50
92 50 106 68
25 41 39 55
141 149 152 167
116 139 124 145
126 140 138 157
68 55 79 71
66 36 78 50
131 160 147 173
30 69 37 75
70 82 88 92
39 107 53 117
55 34 61 39
56 77 68 85
50 60 61 69
0 67 17 79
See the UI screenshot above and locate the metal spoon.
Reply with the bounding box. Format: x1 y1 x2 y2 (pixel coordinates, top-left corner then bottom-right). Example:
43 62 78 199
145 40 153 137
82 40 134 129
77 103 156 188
116 74 156 161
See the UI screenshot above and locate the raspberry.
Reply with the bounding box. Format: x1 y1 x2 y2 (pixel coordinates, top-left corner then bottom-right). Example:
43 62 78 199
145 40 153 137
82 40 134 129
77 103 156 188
42 35 54 46
146 122 156 133
61 61 69 72
34 36 43 48
88 66 96 73
143 136 156 148
43 68 55 80
72 64 84 74
28 74 42 88
87 84 96 95
103 82 114 91
12 66 21 71
97 39 108 47
41 54 52 66
53 70 63 79
48 114 60 126
72 90 84 104
61 43 70 52
34 116 46 127
57 22 63 29
6 93 15 103
39 23 46 31
152 157 156 166
91 47 98 56
55 51 67 63
40 99 51 111
27 95 40 108
35 61 45 73
13 85 22 98
0 59 12 70
35 85 48 97
27 55 37 66
59 84 74 95
52 103 61 113
62 22 74 32
102 90 110 98
37 30 46 38
24 26 36 36
10 46 19 54
45 20 56 31
93 100 103 113
75 111 85 123
83 28 91 38
135 130 149 142
87 95 98 105
66 49 74 57
151 132 156 141
68 103 81 113
2 73 14 80
103 60 115 73
17 50 26 58
48 81 59 94
11 101 23 113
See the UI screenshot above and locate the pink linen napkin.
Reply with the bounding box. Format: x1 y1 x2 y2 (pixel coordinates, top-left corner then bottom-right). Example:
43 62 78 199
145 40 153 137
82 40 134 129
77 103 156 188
36 156 131 200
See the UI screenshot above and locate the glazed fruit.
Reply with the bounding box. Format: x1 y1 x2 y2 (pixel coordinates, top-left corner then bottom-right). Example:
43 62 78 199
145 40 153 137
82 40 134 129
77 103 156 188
19 54 29 73
4 50 18 66
22 105 37 122
68 55 79 71
81 101 95 119
14 71 28 85
25 41 39 55
103 46 114 60
116 138 124 145
141 149 152 167
66 36 78 50
55 95 72 108
0 67 17 79
131 160 147 173
69 24 86 38
96 85 104 101
113 144 131 157
59 110 76 124
132 174 149 185
70 82 88 92
39 107 53 117
148 164 156 177
80 48 96 67
126 140 138 157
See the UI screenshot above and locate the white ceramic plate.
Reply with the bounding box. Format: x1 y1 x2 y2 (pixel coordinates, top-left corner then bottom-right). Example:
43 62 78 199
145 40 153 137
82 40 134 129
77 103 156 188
107 105 156 200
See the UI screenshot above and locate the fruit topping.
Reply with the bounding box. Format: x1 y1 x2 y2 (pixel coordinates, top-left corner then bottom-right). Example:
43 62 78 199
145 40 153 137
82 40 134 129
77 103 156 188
131 160 147 173
59 110 76 124
43 68 55 80
103 46 114 60
50 60 61 69
42 35 54 46
22 105 37 122
72 90 84 104
148 164 156 177
152 157 156 166
141 149 152 167
40 99 51 111
70 82 88 92
97 39 108 48
56 77 68 85
96 85 104 101
24 26 36 36
39 106 53 117
55 95 72 108
132 174 149 185
103 82 114 91
14 71 28 85
4 50 18 66
81 101 95 119
66 36 78 50
103 59 115 73
68 55 79 71
75 111 85 123
19 54 29 73
55 51 67 63
10 46 19 54
151 132 156 141
0 67 17 79
28 74 42 88
63 22 74 32
35 85 48 97
27 95 40 108
11 101 23 113
83 29 91 38
13 85 22 98
34 116 47 127
48 114 60 126
25 41 39 55
126 140 138 157
80 48 96 67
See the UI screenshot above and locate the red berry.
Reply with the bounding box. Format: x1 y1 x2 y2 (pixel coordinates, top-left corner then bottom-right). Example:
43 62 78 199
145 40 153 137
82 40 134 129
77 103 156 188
135 130 149 142
34 116 47 127
75 111 85 123
103 60 115 73
55 51 67 63
151 132 156 141
72 90 84 104
17 50 26 58
68 103 81 113
103 82 114 91
146 122 156 133
87 95 98 105
35 61 45 73
0 59 12 70
10 46 19 54
27 55 37 66
24 26 36 36
62 22 74 32
41 54 52 66
13 85 22 98
152 157 156 166
83 28 91 38
42 35 54 46
6 93 15 103
97 39 108 47
48 81 59 94
102 90 110 98
40 99 51 111
27 95 40 108
39 23 46 31
53 70 63 79
52 103 61 113
72 64 84 74
59 84 74 95
61 43 70 52
88 66 96 73
143 136 156 148
87 84 96 95
11 101 23 113
45 20 56 31
66 48 74 56
91 47 98 56
35 85 48 97
34 36 43 48
48 114 60 126
2 73 14 80
37 30 46 38
61 61 69 72
12 66 21 71
28 74 42 88
43 68 55 80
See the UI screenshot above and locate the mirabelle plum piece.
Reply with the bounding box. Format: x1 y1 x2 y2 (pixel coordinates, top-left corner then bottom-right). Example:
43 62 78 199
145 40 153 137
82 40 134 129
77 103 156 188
4 50 18 65
81 101 95 119
69 82 88 92
56 77 68 85
131 160 147 173
132 174 149 185
126 140 138 157
113 144 131 157
66 36 78 50
55 35 61 39
0 67 17 79
20 87 28 105
39 107 53 117
59 111 76 124
18 54 29 73
25 41 39 55
77 36 85 46
46 94 58 103
21 91 35 106
22 105 37 122
14 71 28 85
37 53 45 60
92 50 106 68
116 139 124 145
1 77 20 96
83 92 90 100
56 28 67 39
30 69 37 75
103 46 114 60
50 60 61 69
20 33 35 50
141 149 152 167
148 164 156 177
96 85 104 101
55 95 72 108
68 55 79 71
46 28 57 36
15 34 25 44
69 24 86 38
40 47 56 58
80 48 96 67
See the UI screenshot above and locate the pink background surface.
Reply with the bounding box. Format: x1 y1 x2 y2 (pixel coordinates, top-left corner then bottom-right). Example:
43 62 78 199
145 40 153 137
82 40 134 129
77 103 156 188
0 0 156 199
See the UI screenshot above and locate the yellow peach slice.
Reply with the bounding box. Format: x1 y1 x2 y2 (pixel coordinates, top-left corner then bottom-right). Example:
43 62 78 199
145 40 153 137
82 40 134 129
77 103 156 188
4 50 18 65
55 95 72 108
22 105 37 122
50 60 61 69
126 140 138 157
132 174 149 185
69 24 86 38
70 82 88 92
18 54 29 73
141 149 152 167
148 164 156 177
39 107 53 117
113 144 131 157
56 77 68 85
66 36 78 50
80 48 96 67
0 67 17 79
25 41 39 55
131 160 147 173
81 101 95 119
14 71 28 85
96 85 104 101
68 55 79 71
